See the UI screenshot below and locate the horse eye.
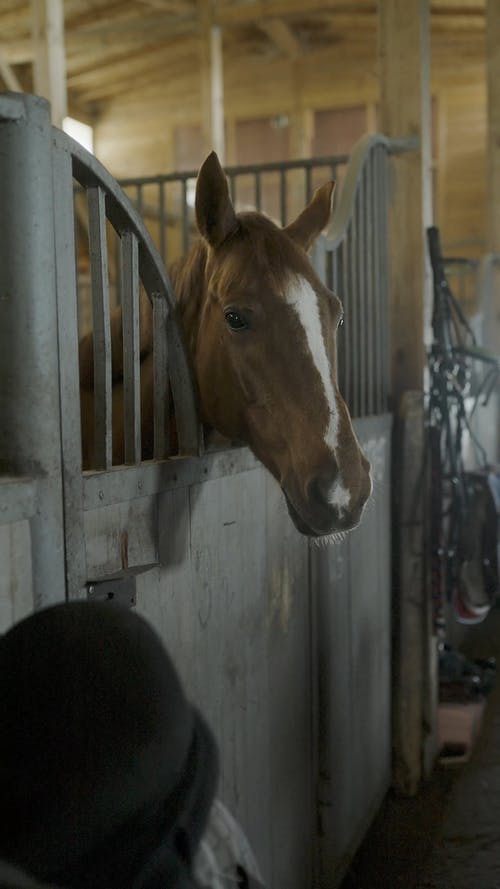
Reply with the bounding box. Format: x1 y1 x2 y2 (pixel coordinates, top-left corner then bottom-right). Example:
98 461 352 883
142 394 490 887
225 310 249 331
337 313 344 329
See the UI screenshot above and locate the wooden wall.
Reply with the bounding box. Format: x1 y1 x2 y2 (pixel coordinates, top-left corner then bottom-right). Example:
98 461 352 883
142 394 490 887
434 81 487 258
93 46 378 176
93 34 489 308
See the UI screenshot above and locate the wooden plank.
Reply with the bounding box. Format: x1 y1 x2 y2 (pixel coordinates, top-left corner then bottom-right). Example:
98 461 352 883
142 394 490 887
31 0 67 128
392 392 428 795
379 4 434 794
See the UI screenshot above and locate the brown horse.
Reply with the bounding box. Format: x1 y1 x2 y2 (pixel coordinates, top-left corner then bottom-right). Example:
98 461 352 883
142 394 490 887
79 152 371 539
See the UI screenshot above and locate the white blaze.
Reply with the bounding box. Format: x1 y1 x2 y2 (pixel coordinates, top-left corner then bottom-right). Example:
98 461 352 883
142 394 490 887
285 275 339 451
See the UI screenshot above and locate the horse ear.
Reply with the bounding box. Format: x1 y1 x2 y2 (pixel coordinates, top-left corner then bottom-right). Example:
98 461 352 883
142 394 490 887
285 181 335 251
195 151 238 248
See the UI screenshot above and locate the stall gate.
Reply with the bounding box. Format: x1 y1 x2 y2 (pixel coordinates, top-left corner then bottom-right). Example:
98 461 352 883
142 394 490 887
0 93 408 888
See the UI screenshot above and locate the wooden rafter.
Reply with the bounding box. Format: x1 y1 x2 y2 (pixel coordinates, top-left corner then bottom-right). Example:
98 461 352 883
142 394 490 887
0 49 23 90
257 17 301 58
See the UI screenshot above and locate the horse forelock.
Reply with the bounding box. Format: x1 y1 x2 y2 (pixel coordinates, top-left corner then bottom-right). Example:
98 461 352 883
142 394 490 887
206 212 306 296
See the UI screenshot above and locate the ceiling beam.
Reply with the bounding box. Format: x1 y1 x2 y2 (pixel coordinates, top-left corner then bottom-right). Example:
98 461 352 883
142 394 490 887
135 0 194 11
68 36 198 91
0 51 23 91
215 0 361 26
257 18 302 58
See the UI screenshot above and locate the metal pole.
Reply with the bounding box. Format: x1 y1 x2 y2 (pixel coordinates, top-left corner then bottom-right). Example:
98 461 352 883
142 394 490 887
0 93 66 608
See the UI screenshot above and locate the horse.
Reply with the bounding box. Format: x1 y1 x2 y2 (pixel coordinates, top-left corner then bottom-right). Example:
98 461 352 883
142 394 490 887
79 152 372 539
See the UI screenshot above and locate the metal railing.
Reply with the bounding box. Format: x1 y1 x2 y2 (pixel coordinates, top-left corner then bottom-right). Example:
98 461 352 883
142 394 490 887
71 137 202 469
118 154 351 265
312 135 392 417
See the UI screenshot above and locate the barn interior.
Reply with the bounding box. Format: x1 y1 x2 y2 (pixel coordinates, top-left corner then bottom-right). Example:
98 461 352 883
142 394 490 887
0 2 500 889
0 1 491 266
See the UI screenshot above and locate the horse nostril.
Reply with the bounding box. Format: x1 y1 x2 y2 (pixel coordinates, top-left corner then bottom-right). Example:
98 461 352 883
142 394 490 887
308 476 332 507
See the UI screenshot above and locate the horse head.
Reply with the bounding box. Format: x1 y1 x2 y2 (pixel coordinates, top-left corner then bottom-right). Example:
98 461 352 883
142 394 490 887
191 152 372 539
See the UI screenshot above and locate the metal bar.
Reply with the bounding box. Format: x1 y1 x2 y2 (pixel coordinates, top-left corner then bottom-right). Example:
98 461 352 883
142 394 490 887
348 213 359 417
114 230 122 307
182 179 189 253
341 238 350 408
370 149 383 414
152 291 169 460
374 146 385 413
229 173 237 205
332 249 344 392
87 184 113 469
363 164 372 415
136 183 143 216
305 166 312 203
255 171 262 211
115 138 415 192
357 173 367 416
121 230 141 465
326 249 334 292
117 153 352 187
379 148 391 411
0 93 66 606
52 129 87 597
280 169 287 225
159 181 166 264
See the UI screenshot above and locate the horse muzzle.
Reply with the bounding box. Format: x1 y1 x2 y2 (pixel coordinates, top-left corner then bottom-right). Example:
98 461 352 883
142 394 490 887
283 461 372 538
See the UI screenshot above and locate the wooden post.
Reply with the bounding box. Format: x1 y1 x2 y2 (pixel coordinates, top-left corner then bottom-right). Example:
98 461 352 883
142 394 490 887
378 0 435 796
486 0 500 254
290 107 313 160
199 2 225 163
485 1 500 467
31 0 67 128
379 0 433 397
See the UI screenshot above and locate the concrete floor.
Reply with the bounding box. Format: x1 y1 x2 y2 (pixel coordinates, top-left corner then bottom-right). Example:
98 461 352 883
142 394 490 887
340 605 500 889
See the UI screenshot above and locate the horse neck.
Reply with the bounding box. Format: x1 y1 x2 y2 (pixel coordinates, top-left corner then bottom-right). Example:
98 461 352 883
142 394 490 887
169 239 209 358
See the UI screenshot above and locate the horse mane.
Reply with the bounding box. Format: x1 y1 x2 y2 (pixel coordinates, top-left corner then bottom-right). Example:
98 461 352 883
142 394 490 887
169 238 209 356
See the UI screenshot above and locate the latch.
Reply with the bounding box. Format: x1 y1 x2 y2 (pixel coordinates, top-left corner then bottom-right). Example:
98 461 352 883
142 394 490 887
87 576 136 608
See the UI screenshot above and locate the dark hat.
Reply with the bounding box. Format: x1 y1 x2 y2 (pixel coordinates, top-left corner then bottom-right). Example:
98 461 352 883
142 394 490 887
0 602 218 888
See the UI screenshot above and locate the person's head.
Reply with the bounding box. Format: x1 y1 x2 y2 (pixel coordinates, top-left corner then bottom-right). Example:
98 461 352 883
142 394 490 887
0 602 218 889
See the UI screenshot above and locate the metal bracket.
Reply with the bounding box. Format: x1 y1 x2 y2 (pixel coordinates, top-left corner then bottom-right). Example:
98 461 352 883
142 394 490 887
87 576 136 608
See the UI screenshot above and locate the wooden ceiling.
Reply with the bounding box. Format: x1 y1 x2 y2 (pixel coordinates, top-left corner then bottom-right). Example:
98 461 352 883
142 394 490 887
0 1 487 119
